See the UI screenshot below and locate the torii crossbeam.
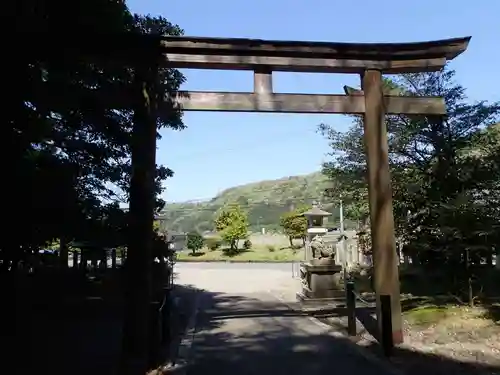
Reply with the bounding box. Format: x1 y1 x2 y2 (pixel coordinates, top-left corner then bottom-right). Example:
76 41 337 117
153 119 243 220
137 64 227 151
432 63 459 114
162 36 469 117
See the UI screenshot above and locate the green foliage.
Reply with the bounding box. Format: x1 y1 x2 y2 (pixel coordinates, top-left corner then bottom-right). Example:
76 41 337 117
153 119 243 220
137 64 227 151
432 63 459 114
403 305 457 327
186 232 204 254
266 245 276 252
319 67 500 305
214 204 249 251
205 237 221 251
153 221 161 233
6 1 186 269
157 172 334 233
280 206 310 246
152 235 173 260
242 239 252 250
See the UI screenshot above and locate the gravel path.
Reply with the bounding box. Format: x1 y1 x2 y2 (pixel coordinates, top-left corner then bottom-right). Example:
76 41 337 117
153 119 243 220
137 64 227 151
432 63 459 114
175 262 392 375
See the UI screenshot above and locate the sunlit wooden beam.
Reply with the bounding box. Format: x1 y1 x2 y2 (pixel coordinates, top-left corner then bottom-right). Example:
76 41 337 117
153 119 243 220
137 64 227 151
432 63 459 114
164 54 447 74
172 91 446 115
343 85 405 96
161 36 470 74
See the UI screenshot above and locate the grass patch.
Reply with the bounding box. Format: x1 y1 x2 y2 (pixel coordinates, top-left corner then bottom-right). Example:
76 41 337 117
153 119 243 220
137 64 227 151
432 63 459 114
402 301 500 328
403 304 460 326
176 245 304 262
397 266 500 327
184 252 206 257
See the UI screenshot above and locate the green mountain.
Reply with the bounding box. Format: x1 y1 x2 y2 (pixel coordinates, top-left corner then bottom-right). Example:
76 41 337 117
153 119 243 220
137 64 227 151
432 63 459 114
159 172 340 233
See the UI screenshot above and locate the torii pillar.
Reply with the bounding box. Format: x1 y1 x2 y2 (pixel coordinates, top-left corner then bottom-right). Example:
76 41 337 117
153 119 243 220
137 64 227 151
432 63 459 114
361 71 403 344
344 74 405 344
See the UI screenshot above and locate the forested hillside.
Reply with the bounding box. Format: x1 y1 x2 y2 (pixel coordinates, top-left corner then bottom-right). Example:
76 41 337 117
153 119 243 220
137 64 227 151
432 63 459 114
161 122 500 234
160 172 342 233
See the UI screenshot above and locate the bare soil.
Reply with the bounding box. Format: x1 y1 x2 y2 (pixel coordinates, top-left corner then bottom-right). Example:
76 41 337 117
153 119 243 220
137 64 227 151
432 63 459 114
393 306 500 375
319 303 500 375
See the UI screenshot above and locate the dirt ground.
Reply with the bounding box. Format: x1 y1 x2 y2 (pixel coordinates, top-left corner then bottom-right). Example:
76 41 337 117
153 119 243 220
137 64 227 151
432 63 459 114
392 305 500 374
334 304 500 375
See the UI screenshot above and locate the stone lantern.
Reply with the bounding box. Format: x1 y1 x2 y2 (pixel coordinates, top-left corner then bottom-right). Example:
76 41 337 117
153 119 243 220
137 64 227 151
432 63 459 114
302 204 332 260
154 213 168 236
297 204 344 308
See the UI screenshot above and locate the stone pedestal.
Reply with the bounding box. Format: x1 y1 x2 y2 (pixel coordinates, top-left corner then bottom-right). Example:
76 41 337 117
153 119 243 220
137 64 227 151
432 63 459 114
296 258 344 308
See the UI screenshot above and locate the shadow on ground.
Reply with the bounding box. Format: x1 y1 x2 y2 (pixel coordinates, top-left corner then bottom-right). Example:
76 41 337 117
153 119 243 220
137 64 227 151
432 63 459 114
188 291 500 375
9 269 500 375
186 252 206 257
187 292 386 375
220 248 251 257
10 271 198 375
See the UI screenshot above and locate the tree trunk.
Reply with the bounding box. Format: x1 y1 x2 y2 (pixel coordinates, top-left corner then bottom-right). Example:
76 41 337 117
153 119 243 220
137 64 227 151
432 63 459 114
111 249 117 269
119 66 157 375
101 250 107 270
289 237 293 248
60 237 69 268
80 251 87 271
410 255 418 265
486 249 492 267
464 248 474 307
468 276 474 307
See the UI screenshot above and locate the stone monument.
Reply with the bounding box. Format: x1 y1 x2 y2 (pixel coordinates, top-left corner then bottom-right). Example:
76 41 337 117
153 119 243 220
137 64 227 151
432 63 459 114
297 204 344 308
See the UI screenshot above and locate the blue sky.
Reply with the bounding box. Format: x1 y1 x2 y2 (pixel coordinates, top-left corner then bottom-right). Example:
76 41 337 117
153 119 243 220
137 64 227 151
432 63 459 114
127 0 499 203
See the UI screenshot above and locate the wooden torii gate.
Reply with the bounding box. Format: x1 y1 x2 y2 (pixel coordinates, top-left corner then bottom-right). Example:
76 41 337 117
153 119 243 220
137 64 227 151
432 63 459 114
160 36 471 344
31 34 469 372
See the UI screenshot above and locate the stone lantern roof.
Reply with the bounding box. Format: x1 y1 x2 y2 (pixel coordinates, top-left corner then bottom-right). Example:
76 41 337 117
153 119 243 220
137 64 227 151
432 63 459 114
301 205 332 217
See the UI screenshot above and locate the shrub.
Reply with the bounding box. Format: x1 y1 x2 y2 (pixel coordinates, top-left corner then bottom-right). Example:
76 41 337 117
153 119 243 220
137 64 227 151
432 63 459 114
186 232 204 255
205 237 221 251
266 245 276 252
243 239 252 250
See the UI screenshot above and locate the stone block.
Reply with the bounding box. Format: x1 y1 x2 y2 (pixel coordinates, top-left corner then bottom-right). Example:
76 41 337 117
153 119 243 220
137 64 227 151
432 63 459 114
299 261 344 302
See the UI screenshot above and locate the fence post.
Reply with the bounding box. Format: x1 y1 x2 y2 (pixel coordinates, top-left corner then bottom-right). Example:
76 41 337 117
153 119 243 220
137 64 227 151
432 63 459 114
148 301 162 367
162 290 170 344
80 251 87 271
346 281 356 336
111 249 117 269
380 294 394 356
101 249 107 269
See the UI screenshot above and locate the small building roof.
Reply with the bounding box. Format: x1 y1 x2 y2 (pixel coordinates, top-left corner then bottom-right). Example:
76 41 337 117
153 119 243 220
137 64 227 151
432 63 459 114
302 206 332 217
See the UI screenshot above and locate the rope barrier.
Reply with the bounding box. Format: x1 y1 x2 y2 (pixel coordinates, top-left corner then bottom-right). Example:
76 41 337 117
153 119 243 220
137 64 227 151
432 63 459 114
352 290 376 306
345 279 394 357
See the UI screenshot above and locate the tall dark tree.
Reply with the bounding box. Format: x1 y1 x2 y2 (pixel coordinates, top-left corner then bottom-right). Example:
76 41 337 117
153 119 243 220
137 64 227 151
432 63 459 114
319 67 500 304
6 2 186 271
8 3 186 374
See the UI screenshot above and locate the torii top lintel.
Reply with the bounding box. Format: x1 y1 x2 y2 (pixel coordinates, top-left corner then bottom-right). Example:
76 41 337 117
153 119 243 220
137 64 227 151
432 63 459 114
161 36 471 74
28 33 469 74
26 33 470 115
